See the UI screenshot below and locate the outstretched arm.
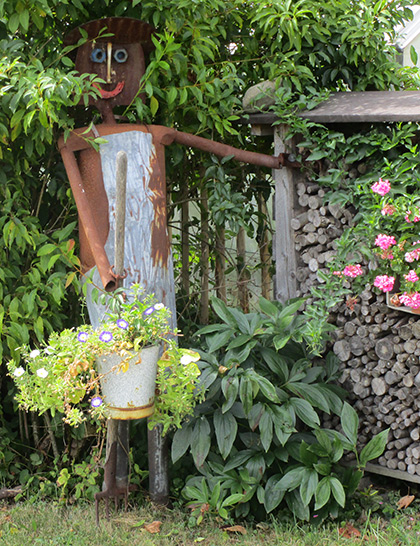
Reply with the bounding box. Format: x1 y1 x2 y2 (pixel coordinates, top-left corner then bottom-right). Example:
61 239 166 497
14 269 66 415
167 129 282 169
59 139 117 291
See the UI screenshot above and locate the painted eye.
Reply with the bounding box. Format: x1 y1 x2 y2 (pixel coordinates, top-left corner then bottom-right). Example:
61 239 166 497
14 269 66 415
114 49 128 63
91 48 106 63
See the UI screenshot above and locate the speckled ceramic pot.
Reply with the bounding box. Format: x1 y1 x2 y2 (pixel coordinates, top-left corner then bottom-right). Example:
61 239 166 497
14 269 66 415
96 345 159 419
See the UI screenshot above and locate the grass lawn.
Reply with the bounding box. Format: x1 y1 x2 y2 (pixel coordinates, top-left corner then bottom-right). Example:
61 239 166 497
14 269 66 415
1 499 420 546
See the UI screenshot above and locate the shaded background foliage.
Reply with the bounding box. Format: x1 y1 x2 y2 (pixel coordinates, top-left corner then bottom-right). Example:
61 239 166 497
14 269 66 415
0 0 416 506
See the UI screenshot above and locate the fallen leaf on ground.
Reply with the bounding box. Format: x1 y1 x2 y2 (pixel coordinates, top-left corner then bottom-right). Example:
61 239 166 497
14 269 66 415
338 522 361 538
397 494 415 509
224 525 247 535
144 521 162 534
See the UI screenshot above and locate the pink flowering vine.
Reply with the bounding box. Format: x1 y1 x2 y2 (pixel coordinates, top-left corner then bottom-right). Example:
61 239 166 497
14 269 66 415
405 210 420 223
399 292 420 309
405 248 420 263
373 275 395 292
404 270 419 282
371 178 391 196
374 234 396 251
343 264 363 278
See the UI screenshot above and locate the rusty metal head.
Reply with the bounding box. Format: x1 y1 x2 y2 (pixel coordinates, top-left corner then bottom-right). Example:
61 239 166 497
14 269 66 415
65 17 155 110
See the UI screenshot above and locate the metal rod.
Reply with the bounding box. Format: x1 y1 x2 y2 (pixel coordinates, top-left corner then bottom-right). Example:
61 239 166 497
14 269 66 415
114 151 128 283
103 151 129 515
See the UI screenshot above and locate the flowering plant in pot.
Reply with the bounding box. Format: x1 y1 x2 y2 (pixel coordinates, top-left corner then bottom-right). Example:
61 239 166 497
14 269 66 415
332 177 420 312
7 284 202 432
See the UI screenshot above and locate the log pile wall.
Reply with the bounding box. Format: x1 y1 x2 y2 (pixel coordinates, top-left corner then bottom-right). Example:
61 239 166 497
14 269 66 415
293 178 420 477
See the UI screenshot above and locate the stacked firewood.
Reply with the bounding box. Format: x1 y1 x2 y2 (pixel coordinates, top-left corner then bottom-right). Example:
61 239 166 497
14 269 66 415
293 179 420 476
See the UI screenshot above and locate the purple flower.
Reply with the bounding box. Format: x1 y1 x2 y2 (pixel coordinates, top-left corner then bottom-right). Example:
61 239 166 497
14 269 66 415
90 396 103 408
143 306 155 316
99 331 113 342
116 319 129 330
77 331 89 342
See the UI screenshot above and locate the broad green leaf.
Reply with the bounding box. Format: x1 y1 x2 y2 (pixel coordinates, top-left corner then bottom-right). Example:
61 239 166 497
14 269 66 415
299 468 318 506
259 409 273 452
227 334 252 350
191 417 211 468
329 477 346 508
273 333 291 350
264 474 285 513
288 382 330 413
207 328 235 353
315 476 331 510
171 423 193 463
211 297 237 327
340 402 359 446
221 375 239 413
150 95 159 116
223 449 253 472
289 397 320 428
276 467 305 491
359 429 389 467
214 409 237 459
286 489 310 521
239 376 254 415
222 493 245 507
260 347 289 382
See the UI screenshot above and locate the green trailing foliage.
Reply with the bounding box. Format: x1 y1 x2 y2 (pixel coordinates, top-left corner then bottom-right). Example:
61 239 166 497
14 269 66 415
292 121 420 350
173 298 388 522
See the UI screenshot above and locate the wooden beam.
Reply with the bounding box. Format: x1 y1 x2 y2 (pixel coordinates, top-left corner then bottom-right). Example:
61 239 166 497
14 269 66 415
273 125 297 302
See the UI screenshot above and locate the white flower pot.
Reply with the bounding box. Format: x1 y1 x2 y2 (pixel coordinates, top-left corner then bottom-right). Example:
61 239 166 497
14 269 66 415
96 345 159 420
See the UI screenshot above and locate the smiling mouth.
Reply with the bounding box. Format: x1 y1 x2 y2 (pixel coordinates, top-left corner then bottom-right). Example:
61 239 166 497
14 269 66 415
93 81 125 99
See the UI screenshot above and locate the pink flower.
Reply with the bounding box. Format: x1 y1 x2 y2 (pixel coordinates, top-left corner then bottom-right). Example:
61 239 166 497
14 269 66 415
343 264 363 278
374 234 396 251
400 292 420 309
405 210 420 223
404 270 419 282
405 249 420 263
373 275 395 292
333 270 343 277
371 178 391 196
381 204 395 216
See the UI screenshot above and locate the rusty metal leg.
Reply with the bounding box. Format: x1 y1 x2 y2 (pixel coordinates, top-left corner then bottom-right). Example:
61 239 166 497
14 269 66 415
116 421 130 491
147 423 169 505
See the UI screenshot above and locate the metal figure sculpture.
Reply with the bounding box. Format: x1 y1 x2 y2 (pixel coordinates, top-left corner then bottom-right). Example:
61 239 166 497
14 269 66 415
59 17 282 512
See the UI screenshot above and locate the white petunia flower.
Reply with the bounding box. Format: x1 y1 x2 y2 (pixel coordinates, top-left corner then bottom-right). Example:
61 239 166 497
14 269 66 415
154 303 165 310
180 353 200 365
30 349 41 358
13 367 25 377
36 368 48 378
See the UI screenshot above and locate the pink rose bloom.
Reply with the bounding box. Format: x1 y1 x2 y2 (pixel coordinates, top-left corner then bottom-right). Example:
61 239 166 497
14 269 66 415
371 178 391 196
405 210 420 223
373 275 395 292
374 234 396 251
399 292 420 309
404 270 419 282
343 264 363 278
405 249 420 263
381 204 395 216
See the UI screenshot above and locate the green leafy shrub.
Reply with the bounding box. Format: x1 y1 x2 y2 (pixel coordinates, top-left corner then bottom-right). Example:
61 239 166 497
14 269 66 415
173 298 388 522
